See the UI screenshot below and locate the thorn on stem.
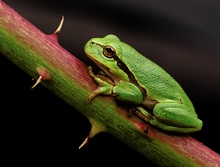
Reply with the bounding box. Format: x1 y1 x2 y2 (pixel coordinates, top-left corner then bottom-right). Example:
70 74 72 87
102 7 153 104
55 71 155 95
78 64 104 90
78 137 89 149
31 67 51 89
31 76 42 89
78 118 107 149
53 16 64 35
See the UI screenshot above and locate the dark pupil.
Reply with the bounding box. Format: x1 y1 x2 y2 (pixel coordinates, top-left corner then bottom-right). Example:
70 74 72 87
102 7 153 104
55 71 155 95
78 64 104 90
106 47 113 54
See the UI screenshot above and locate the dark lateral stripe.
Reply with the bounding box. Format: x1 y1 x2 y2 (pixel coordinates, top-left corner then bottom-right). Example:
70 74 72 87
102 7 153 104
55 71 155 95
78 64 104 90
113 54 147 98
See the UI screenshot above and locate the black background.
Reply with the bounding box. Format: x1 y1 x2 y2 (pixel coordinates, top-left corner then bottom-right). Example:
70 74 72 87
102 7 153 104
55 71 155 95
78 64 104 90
1 0 220 166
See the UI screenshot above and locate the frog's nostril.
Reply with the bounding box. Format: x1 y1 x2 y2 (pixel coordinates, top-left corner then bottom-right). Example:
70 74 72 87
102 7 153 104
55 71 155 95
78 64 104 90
91 41 94 44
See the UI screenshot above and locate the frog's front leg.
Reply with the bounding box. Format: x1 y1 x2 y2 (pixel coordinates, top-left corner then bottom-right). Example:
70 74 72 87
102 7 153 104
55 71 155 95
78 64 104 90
86 66 144 104
150 102 203 133
86 66 114 103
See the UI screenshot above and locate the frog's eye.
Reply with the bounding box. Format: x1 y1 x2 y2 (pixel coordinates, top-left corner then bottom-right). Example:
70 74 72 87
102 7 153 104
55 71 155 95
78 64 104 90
103 46 115 58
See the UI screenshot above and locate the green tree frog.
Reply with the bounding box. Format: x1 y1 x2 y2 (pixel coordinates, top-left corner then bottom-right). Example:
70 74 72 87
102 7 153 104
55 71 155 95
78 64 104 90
84 34 203 133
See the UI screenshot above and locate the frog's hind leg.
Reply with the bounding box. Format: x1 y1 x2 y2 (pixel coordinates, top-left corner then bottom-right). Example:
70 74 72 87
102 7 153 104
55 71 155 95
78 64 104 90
152 102 203 133
129 105 202 133
130 107 199 133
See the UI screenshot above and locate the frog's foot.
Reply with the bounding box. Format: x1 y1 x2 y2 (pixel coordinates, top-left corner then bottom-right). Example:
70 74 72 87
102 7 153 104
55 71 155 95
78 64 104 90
85 83 114 103
128 107 152 133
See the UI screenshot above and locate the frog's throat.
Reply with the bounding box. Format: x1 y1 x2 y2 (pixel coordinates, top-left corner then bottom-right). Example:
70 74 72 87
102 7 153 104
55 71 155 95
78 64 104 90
93 59 121 83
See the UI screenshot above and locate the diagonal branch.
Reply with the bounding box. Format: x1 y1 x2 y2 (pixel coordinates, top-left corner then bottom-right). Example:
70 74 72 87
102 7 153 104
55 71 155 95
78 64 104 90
0 1 220 166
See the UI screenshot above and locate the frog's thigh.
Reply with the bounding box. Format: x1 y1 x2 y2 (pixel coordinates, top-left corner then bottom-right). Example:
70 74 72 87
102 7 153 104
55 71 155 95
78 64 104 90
153 102 200 128
113 81 143 104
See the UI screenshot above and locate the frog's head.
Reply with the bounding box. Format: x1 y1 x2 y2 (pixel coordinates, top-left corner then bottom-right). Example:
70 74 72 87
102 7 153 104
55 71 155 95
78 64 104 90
84 34 130 81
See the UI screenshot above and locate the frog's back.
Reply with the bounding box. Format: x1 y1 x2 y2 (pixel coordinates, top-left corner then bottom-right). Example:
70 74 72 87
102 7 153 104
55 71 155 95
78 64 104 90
120 43 193 108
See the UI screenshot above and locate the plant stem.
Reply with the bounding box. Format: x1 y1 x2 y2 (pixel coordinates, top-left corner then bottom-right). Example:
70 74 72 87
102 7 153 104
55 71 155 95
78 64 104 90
0 1 220 166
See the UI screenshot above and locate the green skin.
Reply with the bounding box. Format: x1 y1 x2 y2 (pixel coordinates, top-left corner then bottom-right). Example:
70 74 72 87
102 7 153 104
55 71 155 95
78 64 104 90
84 34 203 133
